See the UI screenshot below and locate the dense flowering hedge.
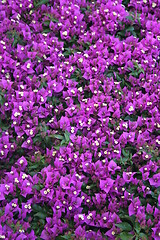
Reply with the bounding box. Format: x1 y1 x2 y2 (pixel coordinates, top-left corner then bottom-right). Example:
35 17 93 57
0 0 160 239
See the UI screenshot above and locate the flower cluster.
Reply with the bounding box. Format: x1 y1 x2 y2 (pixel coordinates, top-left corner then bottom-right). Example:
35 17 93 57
0 0 160 239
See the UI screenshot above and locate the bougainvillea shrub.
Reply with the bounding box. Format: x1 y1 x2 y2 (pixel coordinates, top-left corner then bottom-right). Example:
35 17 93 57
0 0 160 239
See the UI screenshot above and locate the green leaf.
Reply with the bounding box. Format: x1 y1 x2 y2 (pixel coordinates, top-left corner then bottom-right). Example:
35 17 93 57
60 139 66 145
128 67 134 72
34 212 47 219
32 184 44 191
126 15 134 21
29 171 37 176
126 26 134 32
32 204 43 212
125 116 137 121
136 13 141 25
56 235 72 240
36 56 43 61
116 222 132 231
122 0 130 7
33 134 42 144
122 148 130 157
138 68 144 74
43 20 50 26
35 0 49 7
28 163 39 170
42 29 51 33
54 145 60 150
51 18 59 23
117 30 126 37
0 95 5 106
118 232 134 240
139 233 148 240
80 7 87 14
120 156 128 165
49 134 64 140
39 219 46 225
119 214 136 225
63 51 72 57
64 130 70 142
116 73 122 81
134 222 141 234
133 61 140 69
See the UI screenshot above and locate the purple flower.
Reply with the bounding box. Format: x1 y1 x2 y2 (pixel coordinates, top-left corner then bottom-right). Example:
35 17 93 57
125 103 135 115
75 226 85 239
21 138 33 150
0 0 160 238
60 176 75 190
152 226 160 240
105 225 119 239
146 203 153 214
21 200 32 219
108 160 121 173
74 213 85 226
100 178 114 193
128 203 136 216
120 132 135 143
40 188 54 200
149 173 160 187
40 230 50 240
53 82 64 93
123 172 136 183
128 197 141 216
15 156 28 171
21 179 33 197
16 234 27 240
0 185 5 200
0 183 13 197
22 61 34 74
59 117 70 131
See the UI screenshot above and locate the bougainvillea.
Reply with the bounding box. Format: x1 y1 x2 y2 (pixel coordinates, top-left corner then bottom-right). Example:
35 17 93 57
0 0 160 239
